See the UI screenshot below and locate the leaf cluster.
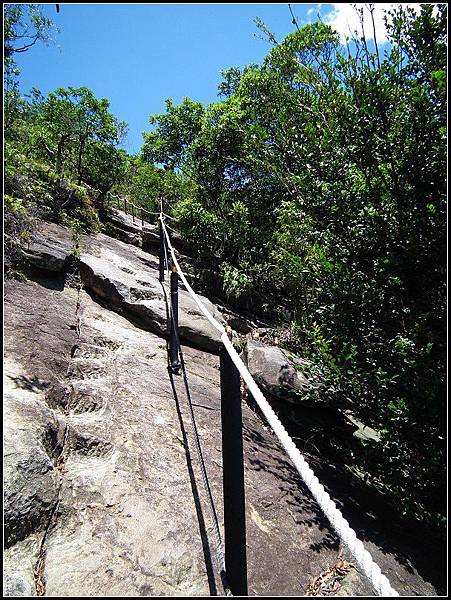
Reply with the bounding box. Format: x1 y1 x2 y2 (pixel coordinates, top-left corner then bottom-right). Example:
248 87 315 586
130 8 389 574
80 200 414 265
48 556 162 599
141 5 447 531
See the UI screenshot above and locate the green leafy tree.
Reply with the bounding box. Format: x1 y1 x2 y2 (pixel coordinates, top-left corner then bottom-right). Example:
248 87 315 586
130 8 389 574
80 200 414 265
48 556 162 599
28 86 128 186
142 4 447 531
4 3 57 70
3 4 58 138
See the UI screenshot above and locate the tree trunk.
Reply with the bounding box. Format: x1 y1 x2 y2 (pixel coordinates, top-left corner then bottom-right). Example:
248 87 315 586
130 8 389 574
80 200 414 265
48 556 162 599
77 137 86 185
56 138 65 174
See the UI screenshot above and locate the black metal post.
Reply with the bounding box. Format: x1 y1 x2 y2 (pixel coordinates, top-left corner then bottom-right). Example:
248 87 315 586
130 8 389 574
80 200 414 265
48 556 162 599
141 207 144 227
159 220 166 282
117 196 120 209
220 343 248 596
131 203 135 222
170 267 181 374
124 197 127 214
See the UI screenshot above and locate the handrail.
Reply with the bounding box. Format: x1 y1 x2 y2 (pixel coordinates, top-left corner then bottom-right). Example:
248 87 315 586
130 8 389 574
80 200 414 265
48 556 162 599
81 182 177 223
159 214 399 598
166 279 233 595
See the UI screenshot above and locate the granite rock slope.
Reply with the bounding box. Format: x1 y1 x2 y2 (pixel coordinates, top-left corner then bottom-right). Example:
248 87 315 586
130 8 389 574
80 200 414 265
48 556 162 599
4 218 445 597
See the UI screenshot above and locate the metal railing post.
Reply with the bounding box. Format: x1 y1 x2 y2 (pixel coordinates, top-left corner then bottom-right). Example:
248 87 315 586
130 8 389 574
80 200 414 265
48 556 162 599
131 202 135 223
220 334 248 596
124 197 127 214
141 207 144 227
159 220 166 282
169 266 181 374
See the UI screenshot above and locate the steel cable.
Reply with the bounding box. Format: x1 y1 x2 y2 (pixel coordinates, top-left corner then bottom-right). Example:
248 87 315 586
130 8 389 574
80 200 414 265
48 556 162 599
167 286 232 596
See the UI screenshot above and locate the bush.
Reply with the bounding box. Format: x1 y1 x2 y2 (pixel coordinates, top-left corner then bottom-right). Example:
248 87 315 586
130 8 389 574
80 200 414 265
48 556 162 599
174 197 222 261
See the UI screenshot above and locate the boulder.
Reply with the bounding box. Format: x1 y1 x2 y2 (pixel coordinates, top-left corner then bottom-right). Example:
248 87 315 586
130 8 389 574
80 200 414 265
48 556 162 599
106 208 143 234
21 221 74 272
243 338 326 405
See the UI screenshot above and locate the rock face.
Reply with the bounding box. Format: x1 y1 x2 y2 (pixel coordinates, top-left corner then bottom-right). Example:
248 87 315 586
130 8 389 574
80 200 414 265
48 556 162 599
21 221 75 272
4 279 216 596
243 338 326 405
107 207 145 234
21 220 224 353
79 233 224 353
103 208 187 254
141 224 159 252
4 389 62 550
3 220 446 598
103 208 148 247
3 279 81 596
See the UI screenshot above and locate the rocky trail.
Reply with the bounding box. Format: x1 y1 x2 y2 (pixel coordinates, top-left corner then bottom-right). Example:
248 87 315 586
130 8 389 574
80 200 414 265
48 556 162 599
3 210 446 596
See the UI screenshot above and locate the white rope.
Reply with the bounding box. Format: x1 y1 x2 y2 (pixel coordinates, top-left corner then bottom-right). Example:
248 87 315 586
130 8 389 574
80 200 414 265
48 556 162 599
160 217 224 334
159 216 399 597
221 335 398 597
139 206 161 216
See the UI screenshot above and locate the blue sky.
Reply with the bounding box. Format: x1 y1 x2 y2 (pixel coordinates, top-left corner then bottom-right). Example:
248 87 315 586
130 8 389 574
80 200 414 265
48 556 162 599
13 3 399 154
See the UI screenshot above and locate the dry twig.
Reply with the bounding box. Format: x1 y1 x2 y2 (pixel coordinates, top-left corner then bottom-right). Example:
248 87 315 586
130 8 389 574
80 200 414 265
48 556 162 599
305 549 355 596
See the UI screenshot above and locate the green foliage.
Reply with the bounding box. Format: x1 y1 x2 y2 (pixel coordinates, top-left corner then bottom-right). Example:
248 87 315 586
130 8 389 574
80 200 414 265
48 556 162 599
28 86 128 187
220 262 252 300
4 4 58 73
4 82 128 272
143 98 205 170
4 191 35 271
174 197 222 260
112 154 190 216
141 5 447 531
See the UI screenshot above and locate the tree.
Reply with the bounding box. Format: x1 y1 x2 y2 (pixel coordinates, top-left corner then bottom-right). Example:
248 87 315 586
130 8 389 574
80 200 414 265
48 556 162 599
4 4 57 72
141 5 447 531
3 4 58 139
29 86 128 186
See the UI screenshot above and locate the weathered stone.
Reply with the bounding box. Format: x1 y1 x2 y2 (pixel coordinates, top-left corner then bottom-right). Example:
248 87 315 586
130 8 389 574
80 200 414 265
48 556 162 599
69 381 105 413
4 278 80 384
3 569 35 597
21 221 74 272
141 224 159 252
3 535 41 597
107 208 143 234
344 412 381 443
243 338 326 405
78 233 224 353
3 359 61 549
103 223 141 247
3 224 446 598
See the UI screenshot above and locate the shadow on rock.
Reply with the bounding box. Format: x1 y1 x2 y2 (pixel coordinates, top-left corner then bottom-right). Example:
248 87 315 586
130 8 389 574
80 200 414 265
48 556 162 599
242 406 446 596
